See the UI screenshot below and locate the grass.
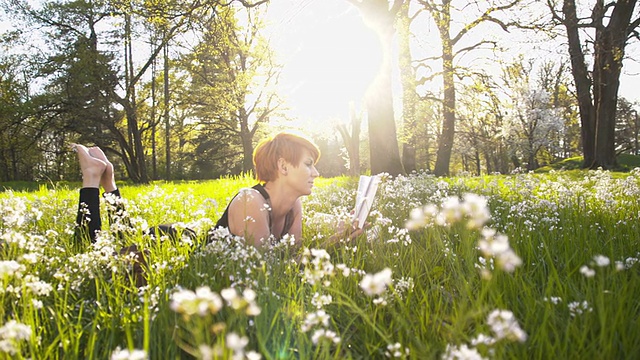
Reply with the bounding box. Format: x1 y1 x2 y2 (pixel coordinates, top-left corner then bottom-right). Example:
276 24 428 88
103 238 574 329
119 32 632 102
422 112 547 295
0 169 639 359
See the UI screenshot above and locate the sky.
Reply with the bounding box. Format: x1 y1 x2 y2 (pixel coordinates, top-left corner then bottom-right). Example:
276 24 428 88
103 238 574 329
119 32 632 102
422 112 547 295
264 0 382 132
264 0 640 133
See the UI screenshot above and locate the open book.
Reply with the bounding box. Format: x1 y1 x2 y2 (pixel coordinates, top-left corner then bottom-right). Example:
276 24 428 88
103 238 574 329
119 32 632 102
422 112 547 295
353 175 381 229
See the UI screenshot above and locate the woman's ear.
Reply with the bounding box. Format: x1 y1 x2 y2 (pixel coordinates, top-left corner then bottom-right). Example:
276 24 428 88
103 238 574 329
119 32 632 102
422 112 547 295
277 158 288 175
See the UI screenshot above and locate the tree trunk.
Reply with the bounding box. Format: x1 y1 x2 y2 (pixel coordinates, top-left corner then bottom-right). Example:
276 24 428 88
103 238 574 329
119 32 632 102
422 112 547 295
349 106 361 176
591 1 633 169
240 115 254 174
164 42 171 180
561 0 636 169
351 0 405 176
367 28 405 176
121 14 148 183
151 56 158 180
337 104 362 176
128 16 148 183
434 33 456 176
398 1 417 173
563 0 595 166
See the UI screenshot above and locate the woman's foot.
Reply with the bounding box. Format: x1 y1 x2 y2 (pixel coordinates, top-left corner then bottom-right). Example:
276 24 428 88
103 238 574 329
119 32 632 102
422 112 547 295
88 147 117 193
72 144 106 189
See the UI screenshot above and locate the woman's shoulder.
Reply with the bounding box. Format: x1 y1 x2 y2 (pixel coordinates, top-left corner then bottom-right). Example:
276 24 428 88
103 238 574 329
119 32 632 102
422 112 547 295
230 187 269 207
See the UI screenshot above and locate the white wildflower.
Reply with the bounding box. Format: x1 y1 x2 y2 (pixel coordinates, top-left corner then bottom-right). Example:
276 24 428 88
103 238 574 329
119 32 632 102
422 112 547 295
385 342 410 358
311 329 340 344
486 309 527 343
360 268 393 296
221 288 261 316
311 293 333 309
579 265 595 278
225 332 249 353
0 320 31 355
442 344 486 360
301 248 335 286
110 347 148 360
593 255 610 267
301 310 330 332
470 334 495 346
478 229 509 257
31 299 43 310
336 264 351 277
170 286 223 317
461 193 491 229
373 297 388 306
568 301 592 317
198 344 222 360
495 248 522 273
0 261 25 278
543 296 562 305
23 275 53 296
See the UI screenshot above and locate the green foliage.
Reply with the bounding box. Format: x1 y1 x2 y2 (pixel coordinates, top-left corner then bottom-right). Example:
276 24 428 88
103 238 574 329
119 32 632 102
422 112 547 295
1 170 640 358
537 154 640 173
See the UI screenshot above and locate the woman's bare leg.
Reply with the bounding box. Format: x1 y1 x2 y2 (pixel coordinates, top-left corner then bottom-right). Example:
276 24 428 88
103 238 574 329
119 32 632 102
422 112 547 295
88 146 117 193
74 144 106 188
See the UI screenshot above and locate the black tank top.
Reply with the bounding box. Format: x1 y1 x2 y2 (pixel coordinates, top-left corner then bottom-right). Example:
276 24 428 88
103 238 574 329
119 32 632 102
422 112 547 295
215 184 295 239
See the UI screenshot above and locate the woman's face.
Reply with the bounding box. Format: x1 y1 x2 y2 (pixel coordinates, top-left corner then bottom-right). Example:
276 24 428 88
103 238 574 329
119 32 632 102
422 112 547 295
285 148 319 196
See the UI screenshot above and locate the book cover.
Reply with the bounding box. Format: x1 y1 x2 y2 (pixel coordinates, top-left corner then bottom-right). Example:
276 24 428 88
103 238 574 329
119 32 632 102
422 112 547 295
353 175 381 229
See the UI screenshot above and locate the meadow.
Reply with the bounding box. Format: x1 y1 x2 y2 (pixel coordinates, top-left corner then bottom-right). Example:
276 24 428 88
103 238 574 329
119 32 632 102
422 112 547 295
0 169 639 359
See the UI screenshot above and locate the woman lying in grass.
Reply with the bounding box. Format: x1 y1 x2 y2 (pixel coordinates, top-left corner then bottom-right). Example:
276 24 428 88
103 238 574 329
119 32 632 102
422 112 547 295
72 132 364 249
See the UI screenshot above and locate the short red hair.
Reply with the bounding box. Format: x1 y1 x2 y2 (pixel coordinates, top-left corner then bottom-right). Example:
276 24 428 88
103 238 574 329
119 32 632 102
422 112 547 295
253 132 320 182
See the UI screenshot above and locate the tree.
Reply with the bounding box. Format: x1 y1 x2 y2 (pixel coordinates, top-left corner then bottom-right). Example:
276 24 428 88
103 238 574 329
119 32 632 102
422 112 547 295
501 60 563 170
180 5 282 175
416 0 522 176
0 30 72 181
503 88 563 170
536 58 581 161
347 0 405 176
456 78 510 174
548 0 639 169
5 0 269 182
0 45 35 181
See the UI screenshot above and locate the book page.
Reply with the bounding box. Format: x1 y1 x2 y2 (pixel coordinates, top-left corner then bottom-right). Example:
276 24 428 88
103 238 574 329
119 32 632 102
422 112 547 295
353 175 381 229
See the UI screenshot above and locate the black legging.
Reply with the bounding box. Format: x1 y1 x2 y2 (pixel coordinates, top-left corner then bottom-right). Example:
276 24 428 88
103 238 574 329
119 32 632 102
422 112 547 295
75 188 124 243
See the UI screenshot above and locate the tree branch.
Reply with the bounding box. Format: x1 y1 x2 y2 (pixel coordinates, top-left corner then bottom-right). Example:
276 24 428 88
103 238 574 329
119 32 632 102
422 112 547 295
547 0 563 23
417 91 443 103
451 0 519 45
453 40 497 59
628 17 640 40
219 0 270 8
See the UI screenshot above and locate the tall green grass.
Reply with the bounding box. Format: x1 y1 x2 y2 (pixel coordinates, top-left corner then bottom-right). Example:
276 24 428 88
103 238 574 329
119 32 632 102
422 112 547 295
0 169 639 359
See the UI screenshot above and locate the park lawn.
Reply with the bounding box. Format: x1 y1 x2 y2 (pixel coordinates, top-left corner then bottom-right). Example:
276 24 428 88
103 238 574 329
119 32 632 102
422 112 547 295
0 169 639 359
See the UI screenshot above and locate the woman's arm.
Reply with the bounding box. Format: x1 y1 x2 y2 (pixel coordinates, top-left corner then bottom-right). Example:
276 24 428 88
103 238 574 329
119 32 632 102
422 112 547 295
227 188 271 248
287 199 303 245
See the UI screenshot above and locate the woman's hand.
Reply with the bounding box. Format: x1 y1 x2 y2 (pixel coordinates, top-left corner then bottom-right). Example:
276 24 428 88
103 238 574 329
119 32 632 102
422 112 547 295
325 218 370 247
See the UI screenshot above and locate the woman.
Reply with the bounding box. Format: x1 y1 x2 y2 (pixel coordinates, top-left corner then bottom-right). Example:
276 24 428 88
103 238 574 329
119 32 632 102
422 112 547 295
73 131 363 247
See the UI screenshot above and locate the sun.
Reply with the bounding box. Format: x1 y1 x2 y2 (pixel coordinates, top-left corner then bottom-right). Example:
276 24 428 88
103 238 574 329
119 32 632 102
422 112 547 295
267 0 383 134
